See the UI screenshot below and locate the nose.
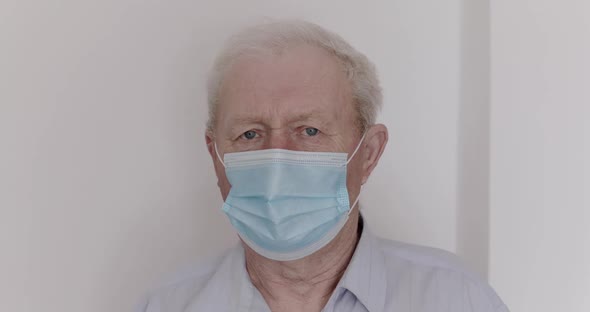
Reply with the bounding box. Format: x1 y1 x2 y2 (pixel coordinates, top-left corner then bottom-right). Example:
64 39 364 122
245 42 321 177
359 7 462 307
264 130 294 150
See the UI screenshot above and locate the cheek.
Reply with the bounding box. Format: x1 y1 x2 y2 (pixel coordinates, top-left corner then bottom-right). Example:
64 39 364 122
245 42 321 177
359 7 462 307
345 157 364 190
214 162 232 201
345 162 363 207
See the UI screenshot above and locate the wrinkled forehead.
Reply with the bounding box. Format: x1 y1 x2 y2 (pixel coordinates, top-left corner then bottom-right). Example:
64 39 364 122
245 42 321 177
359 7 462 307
215 45 356 130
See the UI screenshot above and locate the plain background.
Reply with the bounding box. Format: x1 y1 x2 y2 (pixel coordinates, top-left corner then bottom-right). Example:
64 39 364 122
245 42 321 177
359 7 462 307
1 1 588 311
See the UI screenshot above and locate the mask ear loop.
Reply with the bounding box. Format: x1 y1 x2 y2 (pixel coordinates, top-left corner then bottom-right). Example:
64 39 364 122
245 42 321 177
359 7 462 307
345 132 367 165
348 193 361 216
346 132 367 215
214 143 226 168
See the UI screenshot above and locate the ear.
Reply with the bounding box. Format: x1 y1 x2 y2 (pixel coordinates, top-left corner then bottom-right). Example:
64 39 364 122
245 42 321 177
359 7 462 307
206 130 231 197
360 124 388 184
205 130 218 165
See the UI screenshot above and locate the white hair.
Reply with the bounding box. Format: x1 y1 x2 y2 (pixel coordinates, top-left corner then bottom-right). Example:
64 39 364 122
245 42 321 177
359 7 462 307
206 19 382 133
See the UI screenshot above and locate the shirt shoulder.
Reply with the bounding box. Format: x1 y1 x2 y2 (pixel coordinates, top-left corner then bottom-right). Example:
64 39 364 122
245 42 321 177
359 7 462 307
136 246 241 312
377 237 473 274
375 237 509 312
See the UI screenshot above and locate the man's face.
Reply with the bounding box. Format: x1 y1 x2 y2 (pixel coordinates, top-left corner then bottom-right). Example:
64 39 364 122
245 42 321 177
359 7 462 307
207 44 367 201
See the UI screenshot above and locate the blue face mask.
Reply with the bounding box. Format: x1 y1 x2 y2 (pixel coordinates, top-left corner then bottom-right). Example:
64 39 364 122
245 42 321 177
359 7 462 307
215 135 365 261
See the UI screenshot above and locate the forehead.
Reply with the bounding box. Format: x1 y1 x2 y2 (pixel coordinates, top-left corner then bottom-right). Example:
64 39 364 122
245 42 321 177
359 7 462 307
216 44 354 127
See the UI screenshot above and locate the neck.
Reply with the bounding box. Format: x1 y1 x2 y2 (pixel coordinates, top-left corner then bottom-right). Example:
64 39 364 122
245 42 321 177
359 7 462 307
244 212 361 312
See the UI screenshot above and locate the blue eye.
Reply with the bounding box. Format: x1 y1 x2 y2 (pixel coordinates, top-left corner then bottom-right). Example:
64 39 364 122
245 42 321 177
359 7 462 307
304 127 319 136
242 130 258 140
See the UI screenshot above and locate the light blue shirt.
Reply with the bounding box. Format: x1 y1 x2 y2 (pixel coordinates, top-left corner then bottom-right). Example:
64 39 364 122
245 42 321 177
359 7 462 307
138 218 509 312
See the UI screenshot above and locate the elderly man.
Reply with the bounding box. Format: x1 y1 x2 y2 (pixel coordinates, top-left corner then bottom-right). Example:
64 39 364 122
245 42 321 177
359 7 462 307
139 20 508 312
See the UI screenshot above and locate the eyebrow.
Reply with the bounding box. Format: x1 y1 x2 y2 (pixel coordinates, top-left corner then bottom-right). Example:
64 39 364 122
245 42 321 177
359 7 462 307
288 111 323 123
227 115 263 125
226 116 265 136
226 109 333 132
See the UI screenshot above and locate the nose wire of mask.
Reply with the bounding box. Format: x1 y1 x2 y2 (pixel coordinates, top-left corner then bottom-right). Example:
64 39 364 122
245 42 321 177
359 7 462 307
214 133 365 168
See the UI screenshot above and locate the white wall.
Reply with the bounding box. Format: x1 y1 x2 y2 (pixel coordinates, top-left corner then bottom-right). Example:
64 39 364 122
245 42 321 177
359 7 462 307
8 1 590 312
1 1 467 311
489 0 590 311
457 0 491 278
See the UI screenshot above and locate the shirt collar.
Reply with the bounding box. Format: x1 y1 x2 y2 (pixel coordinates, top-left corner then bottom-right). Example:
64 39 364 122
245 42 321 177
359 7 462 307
333 214 388 311
235 214 388 312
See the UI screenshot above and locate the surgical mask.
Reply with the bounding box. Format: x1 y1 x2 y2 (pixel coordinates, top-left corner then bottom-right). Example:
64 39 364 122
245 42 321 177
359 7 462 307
215 134 365 261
